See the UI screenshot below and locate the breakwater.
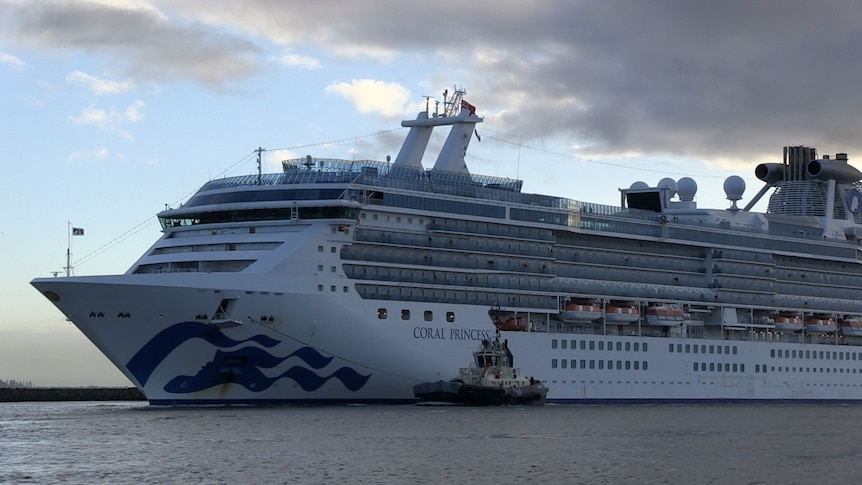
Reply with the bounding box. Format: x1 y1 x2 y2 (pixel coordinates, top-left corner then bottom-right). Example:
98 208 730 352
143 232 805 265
0 387 146 402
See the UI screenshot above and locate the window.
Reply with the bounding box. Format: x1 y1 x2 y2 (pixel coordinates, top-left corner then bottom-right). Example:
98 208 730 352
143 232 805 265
599 342 604 350
552 359 558 369
644 343 648 352
401 309 410 320
669 344 674 353
634 342 640 352
317 285 323 291
377 308 388 319
561 359 567 369
580 341 586 350
643 361 648 370
552 339 558 349
589 341 595 350
570 359 576 369
446 312 455 323
694 362 699 371
634 361 640 370
561 340 567 349
424 311 433 322
317 265 323 271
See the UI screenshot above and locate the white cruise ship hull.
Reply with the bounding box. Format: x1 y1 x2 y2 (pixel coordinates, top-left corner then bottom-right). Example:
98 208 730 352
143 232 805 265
32 274 862 404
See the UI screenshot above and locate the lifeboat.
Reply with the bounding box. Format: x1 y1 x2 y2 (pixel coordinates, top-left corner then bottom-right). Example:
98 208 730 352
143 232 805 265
840 316 862 337
488 308 528 332
805 314 837 334
604 303 640 324
773 312 804 332
560 300 602 323
645 303 686 326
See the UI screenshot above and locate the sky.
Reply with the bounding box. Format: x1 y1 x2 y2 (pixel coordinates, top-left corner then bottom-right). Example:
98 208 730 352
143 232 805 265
3 0 862 386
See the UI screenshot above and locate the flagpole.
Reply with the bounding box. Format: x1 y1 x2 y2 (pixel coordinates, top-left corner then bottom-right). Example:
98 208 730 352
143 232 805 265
66 221 72 277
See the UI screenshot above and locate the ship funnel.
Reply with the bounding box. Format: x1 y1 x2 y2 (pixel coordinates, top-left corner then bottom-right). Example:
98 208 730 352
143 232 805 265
806 158 862 183
755 163 785 184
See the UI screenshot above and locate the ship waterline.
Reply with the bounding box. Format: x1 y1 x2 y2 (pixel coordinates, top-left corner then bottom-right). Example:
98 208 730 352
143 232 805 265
32 88 862 403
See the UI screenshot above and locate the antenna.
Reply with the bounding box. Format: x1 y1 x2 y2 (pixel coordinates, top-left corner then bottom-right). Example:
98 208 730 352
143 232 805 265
256 146 263 185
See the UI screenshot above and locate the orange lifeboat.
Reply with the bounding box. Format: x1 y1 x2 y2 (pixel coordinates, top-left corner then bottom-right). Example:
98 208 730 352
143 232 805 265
840 316 862 337
645 303 686 326
773 312 803 332
560 300 602 323
805 314 837 334
604 303 640 324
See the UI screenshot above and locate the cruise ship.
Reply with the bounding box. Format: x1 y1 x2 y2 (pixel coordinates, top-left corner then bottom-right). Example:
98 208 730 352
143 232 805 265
32 88 862 404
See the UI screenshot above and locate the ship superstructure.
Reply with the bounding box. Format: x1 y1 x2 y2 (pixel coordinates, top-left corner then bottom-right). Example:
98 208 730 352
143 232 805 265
32 88 862 404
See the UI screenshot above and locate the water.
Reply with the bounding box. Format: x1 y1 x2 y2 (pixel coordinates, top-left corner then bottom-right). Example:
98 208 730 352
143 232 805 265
0 402 858 484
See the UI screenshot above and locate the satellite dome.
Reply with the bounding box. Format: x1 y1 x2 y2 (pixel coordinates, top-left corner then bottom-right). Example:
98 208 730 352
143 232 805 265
677 177 697 201
629 181 649 190
723 175 745 201
658 177 678 198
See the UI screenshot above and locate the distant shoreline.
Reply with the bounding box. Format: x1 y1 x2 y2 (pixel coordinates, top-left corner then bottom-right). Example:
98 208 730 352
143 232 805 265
0 387 146 402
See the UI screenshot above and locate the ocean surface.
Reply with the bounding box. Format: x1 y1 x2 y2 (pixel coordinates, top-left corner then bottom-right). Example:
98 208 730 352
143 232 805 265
1 401 859 484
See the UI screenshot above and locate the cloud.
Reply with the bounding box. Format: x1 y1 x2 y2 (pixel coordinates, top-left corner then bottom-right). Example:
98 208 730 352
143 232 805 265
68 146 109 161
276 53 322 70
325 79 411 118
0 52 27 71
68 100 145 139
3 1 261 89
66 70 136 95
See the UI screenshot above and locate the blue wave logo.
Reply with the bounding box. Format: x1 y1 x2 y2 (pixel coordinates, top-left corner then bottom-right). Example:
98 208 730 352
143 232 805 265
126 322 370 394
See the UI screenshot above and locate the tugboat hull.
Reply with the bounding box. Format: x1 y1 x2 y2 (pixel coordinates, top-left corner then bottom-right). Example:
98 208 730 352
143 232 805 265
414 380 548 406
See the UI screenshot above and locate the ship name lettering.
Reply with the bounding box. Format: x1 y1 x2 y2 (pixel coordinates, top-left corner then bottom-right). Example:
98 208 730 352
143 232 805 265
413 326 446 339
450 328 491 341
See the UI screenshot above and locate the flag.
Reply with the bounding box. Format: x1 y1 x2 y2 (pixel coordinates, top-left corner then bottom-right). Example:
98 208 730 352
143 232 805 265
72 227 85 236
460 99 476 116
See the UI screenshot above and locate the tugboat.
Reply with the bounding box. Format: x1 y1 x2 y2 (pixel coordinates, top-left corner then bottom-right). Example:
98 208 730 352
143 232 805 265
413 331 547 405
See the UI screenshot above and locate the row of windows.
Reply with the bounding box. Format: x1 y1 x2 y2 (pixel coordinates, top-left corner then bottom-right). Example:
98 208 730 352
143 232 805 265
772 349 861 361
376 308 457 323
552 339 649 352
552 359 649 370
770 366 860 374
694 362 745 373
669 343 738 355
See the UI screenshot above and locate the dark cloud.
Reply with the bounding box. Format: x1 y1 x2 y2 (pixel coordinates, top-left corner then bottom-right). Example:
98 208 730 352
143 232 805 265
7 0 862 163
2 1 260 89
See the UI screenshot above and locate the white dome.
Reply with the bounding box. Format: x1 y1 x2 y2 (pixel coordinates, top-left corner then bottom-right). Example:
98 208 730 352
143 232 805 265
677 177 697 201
658 177 678 198
629 181 649 190
723 175 746 201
